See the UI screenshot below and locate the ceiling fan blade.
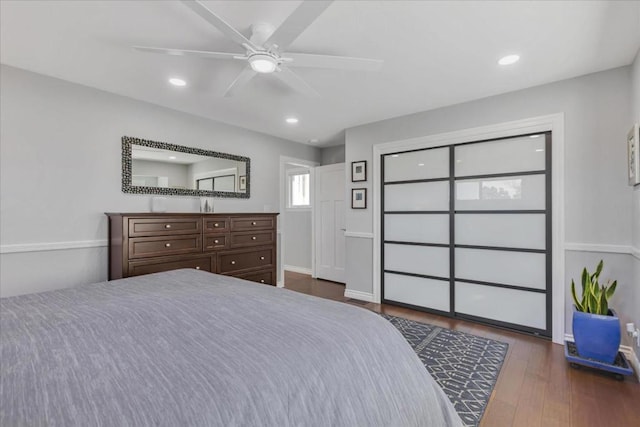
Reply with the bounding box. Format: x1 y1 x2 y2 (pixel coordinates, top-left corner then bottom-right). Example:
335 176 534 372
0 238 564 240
264 0 333 50
180 0 259 51
224 66 257 97
273 66 320 97
285 53 383 71
133 46 243 60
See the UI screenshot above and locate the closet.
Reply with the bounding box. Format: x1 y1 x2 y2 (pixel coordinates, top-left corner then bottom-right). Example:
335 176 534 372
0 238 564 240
382 132 551 337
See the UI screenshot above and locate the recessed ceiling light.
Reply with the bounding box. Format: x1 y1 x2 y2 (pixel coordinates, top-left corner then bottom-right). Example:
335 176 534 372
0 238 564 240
498 54 520 66
285 117 299 124
169 156 177 159
418 163 425 166
535 149 544 152
169 78 187 87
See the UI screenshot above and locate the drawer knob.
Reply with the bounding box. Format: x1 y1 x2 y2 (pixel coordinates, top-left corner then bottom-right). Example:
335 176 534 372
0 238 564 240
251 236 257 240
252 222 257 225
165 224 171 229
165 243 171 247
260 256 265 260
260 279 265 283
231 260 236 265
195 266 200 270
214 240 219 244
214 223 219 227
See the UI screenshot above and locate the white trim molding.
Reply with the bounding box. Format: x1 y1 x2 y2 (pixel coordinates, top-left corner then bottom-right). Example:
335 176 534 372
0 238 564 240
283 265 312 275
344 231 374 239
564 242 634 255
344 288 376 303
372 113 566 344
632 246 640 261
0 239 107 254
564 334 640 381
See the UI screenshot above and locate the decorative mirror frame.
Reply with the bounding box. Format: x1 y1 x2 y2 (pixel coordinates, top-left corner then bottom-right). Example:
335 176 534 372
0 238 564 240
122 136 250 198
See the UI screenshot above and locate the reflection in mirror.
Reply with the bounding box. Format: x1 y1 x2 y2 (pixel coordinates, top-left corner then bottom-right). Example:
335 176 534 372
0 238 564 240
122 136 250 198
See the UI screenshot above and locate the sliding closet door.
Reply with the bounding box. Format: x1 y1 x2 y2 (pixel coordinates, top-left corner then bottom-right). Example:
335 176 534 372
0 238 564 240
382 147 452 314
382 132 551 337
453 134 550 336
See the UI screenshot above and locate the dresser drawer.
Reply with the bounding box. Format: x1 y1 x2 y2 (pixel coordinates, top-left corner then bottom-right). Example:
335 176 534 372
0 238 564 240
128 256 212 277
229 230 274 248
128 235 202 259
218 247 273 273
236 269 275 286
204 234 229 251
230 216 275 231
128 217 201 237
203 217 230 233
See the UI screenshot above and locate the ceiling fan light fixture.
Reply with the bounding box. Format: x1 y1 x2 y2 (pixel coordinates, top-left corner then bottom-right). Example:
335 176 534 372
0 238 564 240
249 54 278 73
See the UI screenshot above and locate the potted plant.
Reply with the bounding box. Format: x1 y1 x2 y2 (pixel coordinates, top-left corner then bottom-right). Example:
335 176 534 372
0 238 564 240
571 260 620 364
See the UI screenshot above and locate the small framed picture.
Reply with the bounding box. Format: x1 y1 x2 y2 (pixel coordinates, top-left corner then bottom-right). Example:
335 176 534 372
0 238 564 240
239 175 247 191
351 188 367 209
351 160 367 182
628 124 640 186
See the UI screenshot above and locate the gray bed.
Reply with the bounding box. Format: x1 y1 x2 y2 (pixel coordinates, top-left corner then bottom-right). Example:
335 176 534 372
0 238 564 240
1 269 462 426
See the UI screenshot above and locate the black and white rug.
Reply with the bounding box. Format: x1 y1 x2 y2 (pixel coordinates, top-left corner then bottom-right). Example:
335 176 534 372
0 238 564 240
382 315 508 427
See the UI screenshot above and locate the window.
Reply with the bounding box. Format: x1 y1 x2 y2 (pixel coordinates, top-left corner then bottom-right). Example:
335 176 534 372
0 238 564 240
287 168 311 209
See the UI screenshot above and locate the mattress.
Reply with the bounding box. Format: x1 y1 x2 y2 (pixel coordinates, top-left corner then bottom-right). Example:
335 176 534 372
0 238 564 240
1 269 462 426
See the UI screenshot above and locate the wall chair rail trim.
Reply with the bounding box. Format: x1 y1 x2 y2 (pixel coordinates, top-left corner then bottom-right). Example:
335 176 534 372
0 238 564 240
0 240 108 254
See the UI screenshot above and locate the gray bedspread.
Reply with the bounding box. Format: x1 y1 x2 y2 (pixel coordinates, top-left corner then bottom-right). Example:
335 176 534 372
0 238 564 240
1 269 462 427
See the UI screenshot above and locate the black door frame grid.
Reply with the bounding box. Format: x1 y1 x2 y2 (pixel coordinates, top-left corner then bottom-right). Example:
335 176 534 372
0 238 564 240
381 131 552 338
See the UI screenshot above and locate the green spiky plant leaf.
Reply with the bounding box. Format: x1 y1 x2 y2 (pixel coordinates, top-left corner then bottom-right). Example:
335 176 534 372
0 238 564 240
570 260 618 315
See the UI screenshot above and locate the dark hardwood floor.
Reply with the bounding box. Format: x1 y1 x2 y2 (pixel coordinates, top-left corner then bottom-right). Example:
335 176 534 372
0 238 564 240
284 271 640 427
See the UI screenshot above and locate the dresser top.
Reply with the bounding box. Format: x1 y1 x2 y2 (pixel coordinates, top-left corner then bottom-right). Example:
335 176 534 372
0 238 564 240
105 212 279 217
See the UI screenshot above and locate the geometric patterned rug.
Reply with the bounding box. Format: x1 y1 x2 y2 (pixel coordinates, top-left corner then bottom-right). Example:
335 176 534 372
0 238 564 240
382 315 509 427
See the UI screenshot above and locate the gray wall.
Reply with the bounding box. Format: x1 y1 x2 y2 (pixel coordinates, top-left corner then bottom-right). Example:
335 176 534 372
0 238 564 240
320 145 346 165
631 49 640 355
0 65 320 297
344 65 636 341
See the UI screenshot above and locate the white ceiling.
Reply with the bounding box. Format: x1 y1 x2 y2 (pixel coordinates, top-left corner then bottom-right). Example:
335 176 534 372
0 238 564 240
2 1 639 147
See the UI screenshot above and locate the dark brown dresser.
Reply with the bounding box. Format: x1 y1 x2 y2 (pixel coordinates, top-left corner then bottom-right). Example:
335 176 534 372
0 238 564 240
106 213 278 286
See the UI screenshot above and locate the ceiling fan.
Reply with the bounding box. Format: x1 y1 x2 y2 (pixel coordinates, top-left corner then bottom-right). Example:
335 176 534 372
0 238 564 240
133 0 382 97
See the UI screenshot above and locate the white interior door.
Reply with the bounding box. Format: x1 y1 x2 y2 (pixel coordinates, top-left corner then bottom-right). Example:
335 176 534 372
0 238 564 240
314 163 346 283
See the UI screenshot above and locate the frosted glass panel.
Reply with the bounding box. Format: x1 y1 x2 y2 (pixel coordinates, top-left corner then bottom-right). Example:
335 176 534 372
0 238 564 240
384 148 449 182
455 214 545 249
385 214 449 244
455 136 545 177
455 174 545 210
385 181 449 211
455 282 546 329
384 273 450 312
456 248 545 289
385 244 449 278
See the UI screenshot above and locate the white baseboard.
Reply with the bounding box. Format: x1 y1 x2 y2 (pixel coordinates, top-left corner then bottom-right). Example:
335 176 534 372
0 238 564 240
564 333 640 381
276 280 284 288
283 265 312 275
344 289 375 303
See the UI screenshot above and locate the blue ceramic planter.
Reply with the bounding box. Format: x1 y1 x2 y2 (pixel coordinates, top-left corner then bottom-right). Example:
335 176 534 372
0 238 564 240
572 306 621 364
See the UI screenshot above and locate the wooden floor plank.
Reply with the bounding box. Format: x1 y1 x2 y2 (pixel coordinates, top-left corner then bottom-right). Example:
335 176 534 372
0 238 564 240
283 272 640 427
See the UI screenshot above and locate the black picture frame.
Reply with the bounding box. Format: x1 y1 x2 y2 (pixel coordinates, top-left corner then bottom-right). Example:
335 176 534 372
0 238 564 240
351 160 367 182
351 188 367 209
